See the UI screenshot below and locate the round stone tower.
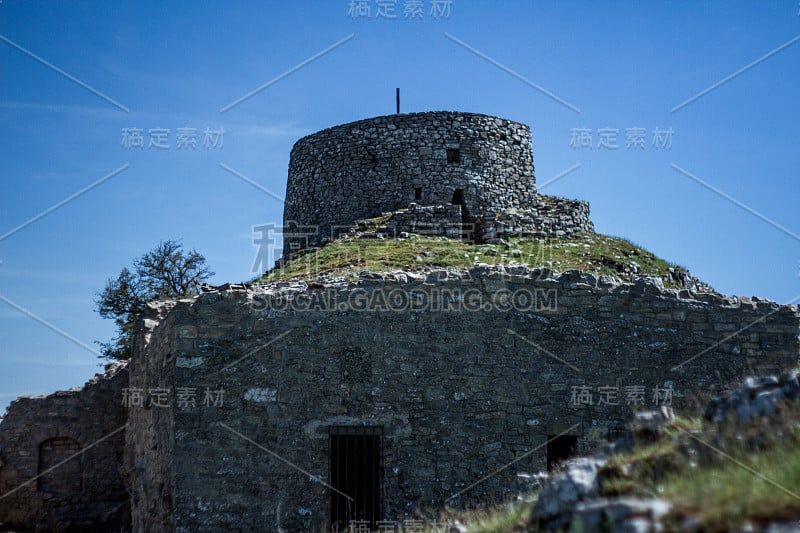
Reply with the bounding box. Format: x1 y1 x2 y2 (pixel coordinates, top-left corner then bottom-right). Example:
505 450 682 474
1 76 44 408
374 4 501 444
283 111 538 255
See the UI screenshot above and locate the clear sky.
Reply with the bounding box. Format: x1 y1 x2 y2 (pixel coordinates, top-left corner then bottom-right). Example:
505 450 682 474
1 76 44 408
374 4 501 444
1 1 799 413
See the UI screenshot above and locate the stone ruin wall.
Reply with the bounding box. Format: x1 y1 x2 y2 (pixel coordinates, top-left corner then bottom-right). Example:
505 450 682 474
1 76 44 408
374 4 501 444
346 194 594 243
283 112 538 254
125 267 799 531
0 363 129 531
124 300 178 532
512 194 594 240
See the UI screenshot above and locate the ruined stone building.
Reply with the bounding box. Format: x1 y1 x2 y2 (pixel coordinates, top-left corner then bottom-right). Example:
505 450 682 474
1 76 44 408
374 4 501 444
0 363 129 531
0 112 798 532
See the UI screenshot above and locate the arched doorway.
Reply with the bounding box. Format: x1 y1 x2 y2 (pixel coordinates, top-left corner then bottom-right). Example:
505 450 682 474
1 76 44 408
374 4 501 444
37 437 82 495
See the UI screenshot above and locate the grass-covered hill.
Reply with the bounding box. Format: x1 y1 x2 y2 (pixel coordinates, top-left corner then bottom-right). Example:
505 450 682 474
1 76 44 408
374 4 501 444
257 230 711 292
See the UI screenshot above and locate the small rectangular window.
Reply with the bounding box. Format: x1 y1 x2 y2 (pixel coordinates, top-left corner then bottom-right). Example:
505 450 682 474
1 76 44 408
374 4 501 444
446 148 460 164
414 187 422 200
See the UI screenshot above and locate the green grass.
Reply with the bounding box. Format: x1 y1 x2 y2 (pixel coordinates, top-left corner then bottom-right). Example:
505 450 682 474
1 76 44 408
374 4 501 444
598 416 701 499
429 501 533 533
658 407 800 531
661 441 800 531
597 409 800 531
423 409 800 532
257 232 698 287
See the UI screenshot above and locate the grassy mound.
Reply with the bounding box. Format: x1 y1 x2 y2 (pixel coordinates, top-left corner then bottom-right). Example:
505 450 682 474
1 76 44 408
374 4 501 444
257 232 700 289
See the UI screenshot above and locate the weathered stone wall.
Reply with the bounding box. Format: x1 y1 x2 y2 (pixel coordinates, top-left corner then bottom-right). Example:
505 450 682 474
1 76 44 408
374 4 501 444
124 300 178 533
0 363 129 531
284 112 537 254
129 268 798 531
480 195 593 242
346 197 593 245
384 203 465 240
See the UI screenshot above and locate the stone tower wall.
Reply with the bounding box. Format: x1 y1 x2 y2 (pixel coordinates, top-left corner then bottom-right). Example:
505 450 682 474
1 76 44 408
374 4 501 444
284 112 537 254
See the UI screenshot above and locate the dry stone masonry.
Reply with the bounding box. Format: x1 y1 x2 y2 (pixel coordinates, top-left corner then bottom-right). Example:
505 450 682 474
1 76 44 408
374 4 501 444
125 266 798 531
0 363 129 531
284 112 548 254
344 194 593 245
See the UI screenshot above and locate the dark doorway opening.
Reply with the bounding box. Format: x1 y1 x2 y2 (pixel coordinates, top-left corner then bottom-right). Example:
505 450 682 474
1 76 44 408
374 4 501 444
450 188 470 223
330 427 382 531
414 187 422 201
450 188 473 243
546 434 578 472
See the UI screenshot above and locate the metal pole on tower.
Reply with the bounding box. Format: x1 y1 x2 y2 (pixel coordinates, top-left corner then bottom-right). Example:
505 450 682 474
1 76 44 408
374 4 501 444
396 88 400 114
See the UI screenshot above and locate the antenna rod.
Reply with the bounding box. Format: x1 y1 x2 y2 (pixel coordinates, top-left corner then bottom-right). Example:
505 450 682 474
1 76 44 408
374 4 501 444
396 88 400 114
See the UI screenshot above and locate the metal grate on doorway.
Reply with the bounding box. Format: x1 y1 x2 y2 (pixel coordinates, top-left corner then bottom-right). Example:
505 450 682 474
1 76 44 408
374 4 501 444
328 426 383 531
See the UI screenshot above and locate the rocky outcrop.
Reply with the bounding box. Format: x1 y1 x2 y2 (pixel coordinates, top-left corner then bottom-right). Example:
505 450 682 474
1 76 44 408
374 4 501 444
528 371 800 532
704 371 800 424
529 457 674 533
531 457 607 530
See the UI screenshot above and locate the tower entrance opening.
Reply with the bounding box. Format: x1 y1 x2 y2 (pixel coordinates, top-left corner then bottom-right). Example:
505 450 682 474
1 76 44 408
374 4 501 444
451 188 476 241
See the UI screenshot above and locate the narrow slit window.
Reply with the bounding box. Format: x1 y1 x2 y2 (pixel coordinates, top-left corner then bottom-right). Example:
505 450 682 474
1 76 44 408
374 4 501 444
446 148 460 164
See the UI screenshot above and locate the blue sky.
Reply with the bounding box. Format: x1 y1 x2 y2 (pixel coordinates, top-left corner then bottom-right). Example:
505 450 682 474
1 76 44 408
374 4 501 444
1 1 799 412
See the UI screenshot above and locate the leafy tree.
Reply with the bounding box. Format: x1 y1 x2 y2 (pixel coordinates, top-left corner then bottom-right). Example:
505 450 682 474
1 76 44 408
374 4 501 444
95 240 213 360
